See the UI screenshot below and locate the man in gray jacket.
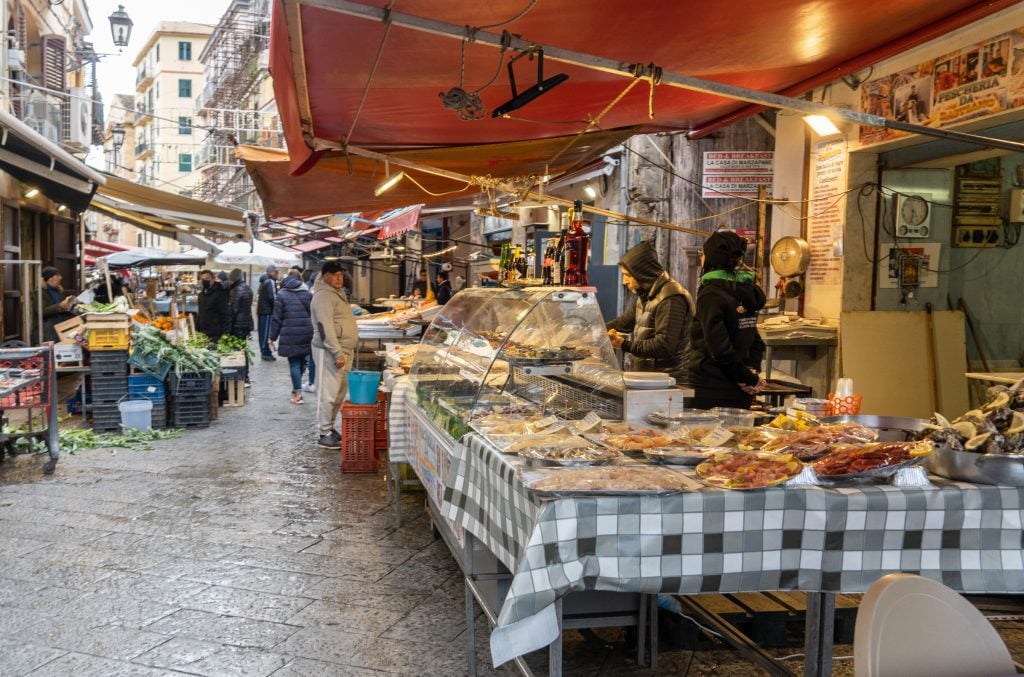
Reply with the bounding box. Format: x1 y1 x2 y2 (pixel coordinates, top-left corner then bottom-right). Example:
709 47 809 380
310 261 359 449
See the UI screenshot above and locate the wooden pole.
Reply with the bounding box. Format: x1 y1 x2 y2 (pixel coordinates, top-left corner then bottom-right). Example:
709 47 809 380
755 184 768 288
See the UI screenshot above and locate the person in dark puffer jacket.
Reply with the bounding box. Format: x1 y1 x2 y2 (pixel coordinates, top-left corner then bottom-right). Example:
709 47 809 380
227 269 255 385
606 240 694 383
683 230 767 410
270 273 314 404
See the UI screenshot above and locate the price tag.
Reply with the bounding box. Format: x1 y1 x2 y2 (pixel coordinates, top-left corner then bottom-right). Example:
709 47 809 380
574 412 603 432
700 426 734 447
533 416 560 429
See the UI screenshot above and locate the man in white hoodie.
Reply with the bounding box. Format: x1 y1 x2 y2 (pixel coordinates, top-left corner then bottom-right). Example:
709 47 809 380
310 261 359 449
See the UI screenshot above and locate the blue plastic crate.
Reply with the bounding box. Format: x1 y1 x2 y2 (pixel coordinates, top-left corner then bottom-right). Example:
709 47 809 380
128 374 166 402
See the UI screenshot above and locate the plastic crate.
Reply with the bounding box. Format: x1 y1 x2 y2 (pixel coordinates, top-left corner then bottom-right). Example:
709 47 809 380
169 371 213 395
90 375 128 404
374 391 389 452
128 350 172 380
152 402 167 429
171 404 210 428
128 374 166 401
0 377 46 408
92 403 122 432
340 403 379 473
88 327 131 351
90 350 129 376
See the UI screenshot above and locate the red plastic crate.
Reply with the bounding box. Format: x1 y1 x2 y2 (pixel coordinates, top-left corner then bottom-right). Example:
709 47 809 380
374 391 390 453
341 402 379 473
0 351 51 409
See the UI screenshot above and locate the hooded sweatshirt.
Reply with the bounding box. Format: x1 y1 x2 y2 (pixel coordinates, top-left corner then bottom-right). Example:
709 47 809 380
309 274 358 366
606 240 693 381
683 231 766 393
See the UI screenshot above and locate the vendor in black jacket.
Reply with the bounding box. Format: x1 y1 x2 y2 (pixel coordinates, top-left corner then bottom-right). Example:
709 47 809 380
683 230 767 409
606 240 693 383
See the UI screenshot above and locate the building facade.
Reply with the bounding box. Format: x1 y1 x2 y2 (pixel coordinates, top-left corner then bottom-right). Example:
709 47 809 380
0 0 101 341
132 22 212 196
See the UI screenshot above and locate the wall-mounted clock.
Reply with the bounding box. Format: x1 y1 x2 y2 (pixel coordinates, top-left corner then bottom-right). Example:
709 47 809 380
895 193 932 238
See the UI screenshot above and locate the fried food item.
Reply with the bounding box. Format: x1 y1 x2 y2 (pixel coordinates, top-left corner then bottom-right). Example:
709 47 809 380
812 441 933 477
518 446 622 463
603 433 671 450
695 452 803 489
762 422 878 460
526 466 685 493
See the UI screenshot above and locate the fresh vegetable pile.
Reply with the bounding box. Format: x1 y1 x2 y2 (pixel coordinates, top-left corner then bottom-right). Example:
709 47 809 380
132 324 221 375
59 427 183 453
217 334 255 361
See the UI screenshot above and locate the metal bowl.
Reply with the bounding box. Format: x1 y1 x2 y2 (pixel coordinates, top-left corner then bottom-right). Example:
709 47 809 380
819 415 928 442
926 445 1024 486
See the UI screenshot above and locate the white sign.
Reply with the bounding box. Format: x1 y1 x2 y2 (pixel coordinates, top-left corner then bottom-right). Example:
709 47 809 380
803 138 848 320
702 151 774 198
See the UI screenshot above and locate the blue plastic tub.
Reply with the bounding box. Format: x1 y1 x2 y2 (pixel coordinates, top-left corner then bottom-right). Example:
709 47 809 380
348 370 381 405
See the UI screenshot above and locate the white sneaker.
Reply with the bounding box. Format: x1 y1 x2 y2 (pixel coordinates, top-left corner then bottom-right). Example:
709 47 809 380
302 383 316 393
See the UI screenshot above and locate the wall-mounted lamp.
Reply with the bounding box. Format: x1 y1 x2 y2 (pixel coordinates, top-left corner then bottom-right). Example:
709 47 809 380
583 185 598 200
492 49 568 118
56 204 67 212
803 114 841 136
374 162 405 196
24 187 40 198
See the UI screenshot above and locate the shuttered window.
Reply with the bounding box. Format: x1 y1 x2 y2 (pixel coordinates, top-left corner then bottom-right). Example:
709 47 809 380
40 35 66 91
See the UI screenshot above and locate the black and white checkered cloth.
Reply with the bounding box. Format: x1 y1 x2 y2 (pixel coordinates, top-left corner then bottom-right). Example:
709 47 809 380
441 433 1024 666
386 376 415 464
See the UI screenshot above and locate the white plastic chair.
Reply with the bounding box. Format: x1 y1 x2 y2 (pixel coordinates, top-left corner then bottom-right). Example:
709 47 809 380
854 573 1015 677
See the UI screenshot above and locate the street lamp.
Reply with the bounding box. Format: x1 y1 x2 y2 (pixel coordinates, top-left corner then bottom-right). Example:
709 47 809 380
108 5 133 49
111 122 125 171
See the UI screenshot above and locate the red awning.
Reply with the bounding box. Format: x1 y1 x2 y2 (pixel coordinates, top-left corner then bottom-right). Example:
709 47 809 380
85 239 131 258
238 127 633 217
378 206 422 240
270 0 1014 176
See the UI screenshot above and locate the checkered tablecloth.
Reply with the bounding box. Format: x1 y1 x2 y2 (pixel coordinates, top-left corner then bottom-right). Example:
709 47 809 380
385 375 415 464
441 434 1024 667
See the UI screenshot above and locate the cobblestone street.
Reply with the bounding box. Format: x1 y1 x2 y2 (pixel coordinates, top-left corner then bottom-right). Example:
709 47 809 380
1 358 1022 676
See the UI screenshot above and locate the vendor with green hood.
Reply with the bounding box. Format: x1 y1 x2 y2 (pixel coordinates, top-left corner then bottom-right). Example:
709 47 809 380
683 230 767 409
606 240 693 383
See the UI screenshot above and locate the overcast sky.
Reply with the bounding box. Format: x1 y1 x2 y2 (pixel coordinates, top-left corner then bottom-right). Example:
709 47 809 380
88 0 233 116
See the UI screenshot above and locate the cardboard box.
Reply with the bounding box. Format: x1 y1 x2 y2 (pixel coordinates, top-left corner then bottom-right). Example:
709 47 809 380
54 316 86 343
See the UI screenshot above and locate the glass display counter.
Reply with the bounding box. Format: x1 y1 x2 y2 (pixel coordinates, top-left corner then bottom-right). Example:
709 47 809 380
409 286 624 439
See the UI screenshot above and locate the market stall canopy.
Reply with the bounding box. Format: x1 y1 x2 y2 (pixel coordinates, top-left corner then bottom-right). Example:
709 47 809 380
0 109 104 212
271 0 1015 176
237 127 633 217
212 239 302 268
101 247 208 270
90 174 250 240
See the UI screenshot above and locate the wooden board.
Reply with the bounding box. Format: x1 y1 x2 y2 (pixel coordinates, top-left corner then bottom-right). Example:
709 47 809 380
840 311 969 420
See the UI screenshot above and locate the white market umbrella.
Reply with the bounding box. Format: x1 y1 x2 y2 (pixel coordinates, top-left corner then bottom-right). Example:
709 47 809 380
212 240 301 269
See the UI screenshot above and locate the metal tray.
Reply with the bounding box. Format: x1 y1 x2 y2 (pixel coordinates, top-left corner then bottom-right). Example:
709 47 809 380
819 415 928 442
644 446 732 466
518 466 690 497
926 445 1024 486
519 446 622 467
812 457 924 484
502 350 588 365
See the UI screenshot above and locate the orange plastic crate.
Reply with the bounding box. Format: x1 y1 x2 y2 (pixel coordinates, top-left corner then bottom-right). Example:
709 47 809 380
341 402 379 473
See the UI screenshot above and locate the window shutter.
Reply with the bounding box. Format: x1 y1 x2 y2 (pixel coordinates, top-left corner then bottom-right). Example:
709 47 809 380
15 2 27 50
40 34 66 92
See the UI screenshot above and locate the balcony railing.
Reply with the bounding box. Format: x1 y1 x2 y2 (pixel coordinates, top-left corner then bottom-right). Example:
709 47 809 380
135 141 150 158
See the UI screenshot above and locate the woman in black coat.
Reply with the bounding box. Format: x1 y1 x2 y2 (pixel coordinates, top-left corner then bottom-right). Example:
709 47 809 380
682 231 767 410
270 274 314 404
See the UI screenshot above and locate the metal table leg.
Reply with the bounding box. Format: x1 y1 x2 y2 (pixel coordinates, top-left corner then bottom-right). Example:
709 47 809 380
637 594 647 666
650 594 659 669
548 597 563 677
804 592 836 677
44 353 59 474
466 577 477 677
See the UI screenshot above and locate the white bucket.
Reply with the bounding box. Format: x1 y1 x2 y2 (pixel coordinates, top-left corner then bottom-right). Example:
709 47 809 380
119 398 153 431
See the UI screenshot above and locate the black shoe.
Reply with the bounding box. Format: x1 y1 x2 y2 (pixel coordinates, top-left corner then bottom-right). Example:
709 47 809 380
330 428 341 441
318 435 341 449
261 354 276 361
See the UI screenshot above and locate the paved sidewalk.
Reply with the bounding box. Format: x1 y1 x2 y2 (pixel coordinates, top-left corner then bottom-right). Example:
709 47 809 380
1 357 1021 676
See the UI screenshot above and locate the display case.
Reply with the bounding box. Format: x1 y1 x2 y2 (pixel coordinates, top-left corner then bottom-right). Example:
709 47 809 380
410 287 624 438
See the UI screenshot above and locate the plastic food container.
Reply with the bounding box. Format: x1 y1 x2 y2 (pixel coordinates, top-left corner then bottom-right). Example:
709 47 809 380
666 412 721 435
710 407 758 427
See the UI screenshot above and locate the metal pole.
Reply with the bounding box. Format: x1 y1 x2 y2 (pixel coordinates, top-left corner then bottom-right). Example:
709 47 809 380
301 0 1024 154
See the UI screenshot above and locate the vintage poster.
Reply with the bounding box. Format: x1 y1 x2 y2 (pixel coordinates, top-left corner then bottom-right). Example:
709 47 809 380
701 151 774 198
859 27 1024 146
